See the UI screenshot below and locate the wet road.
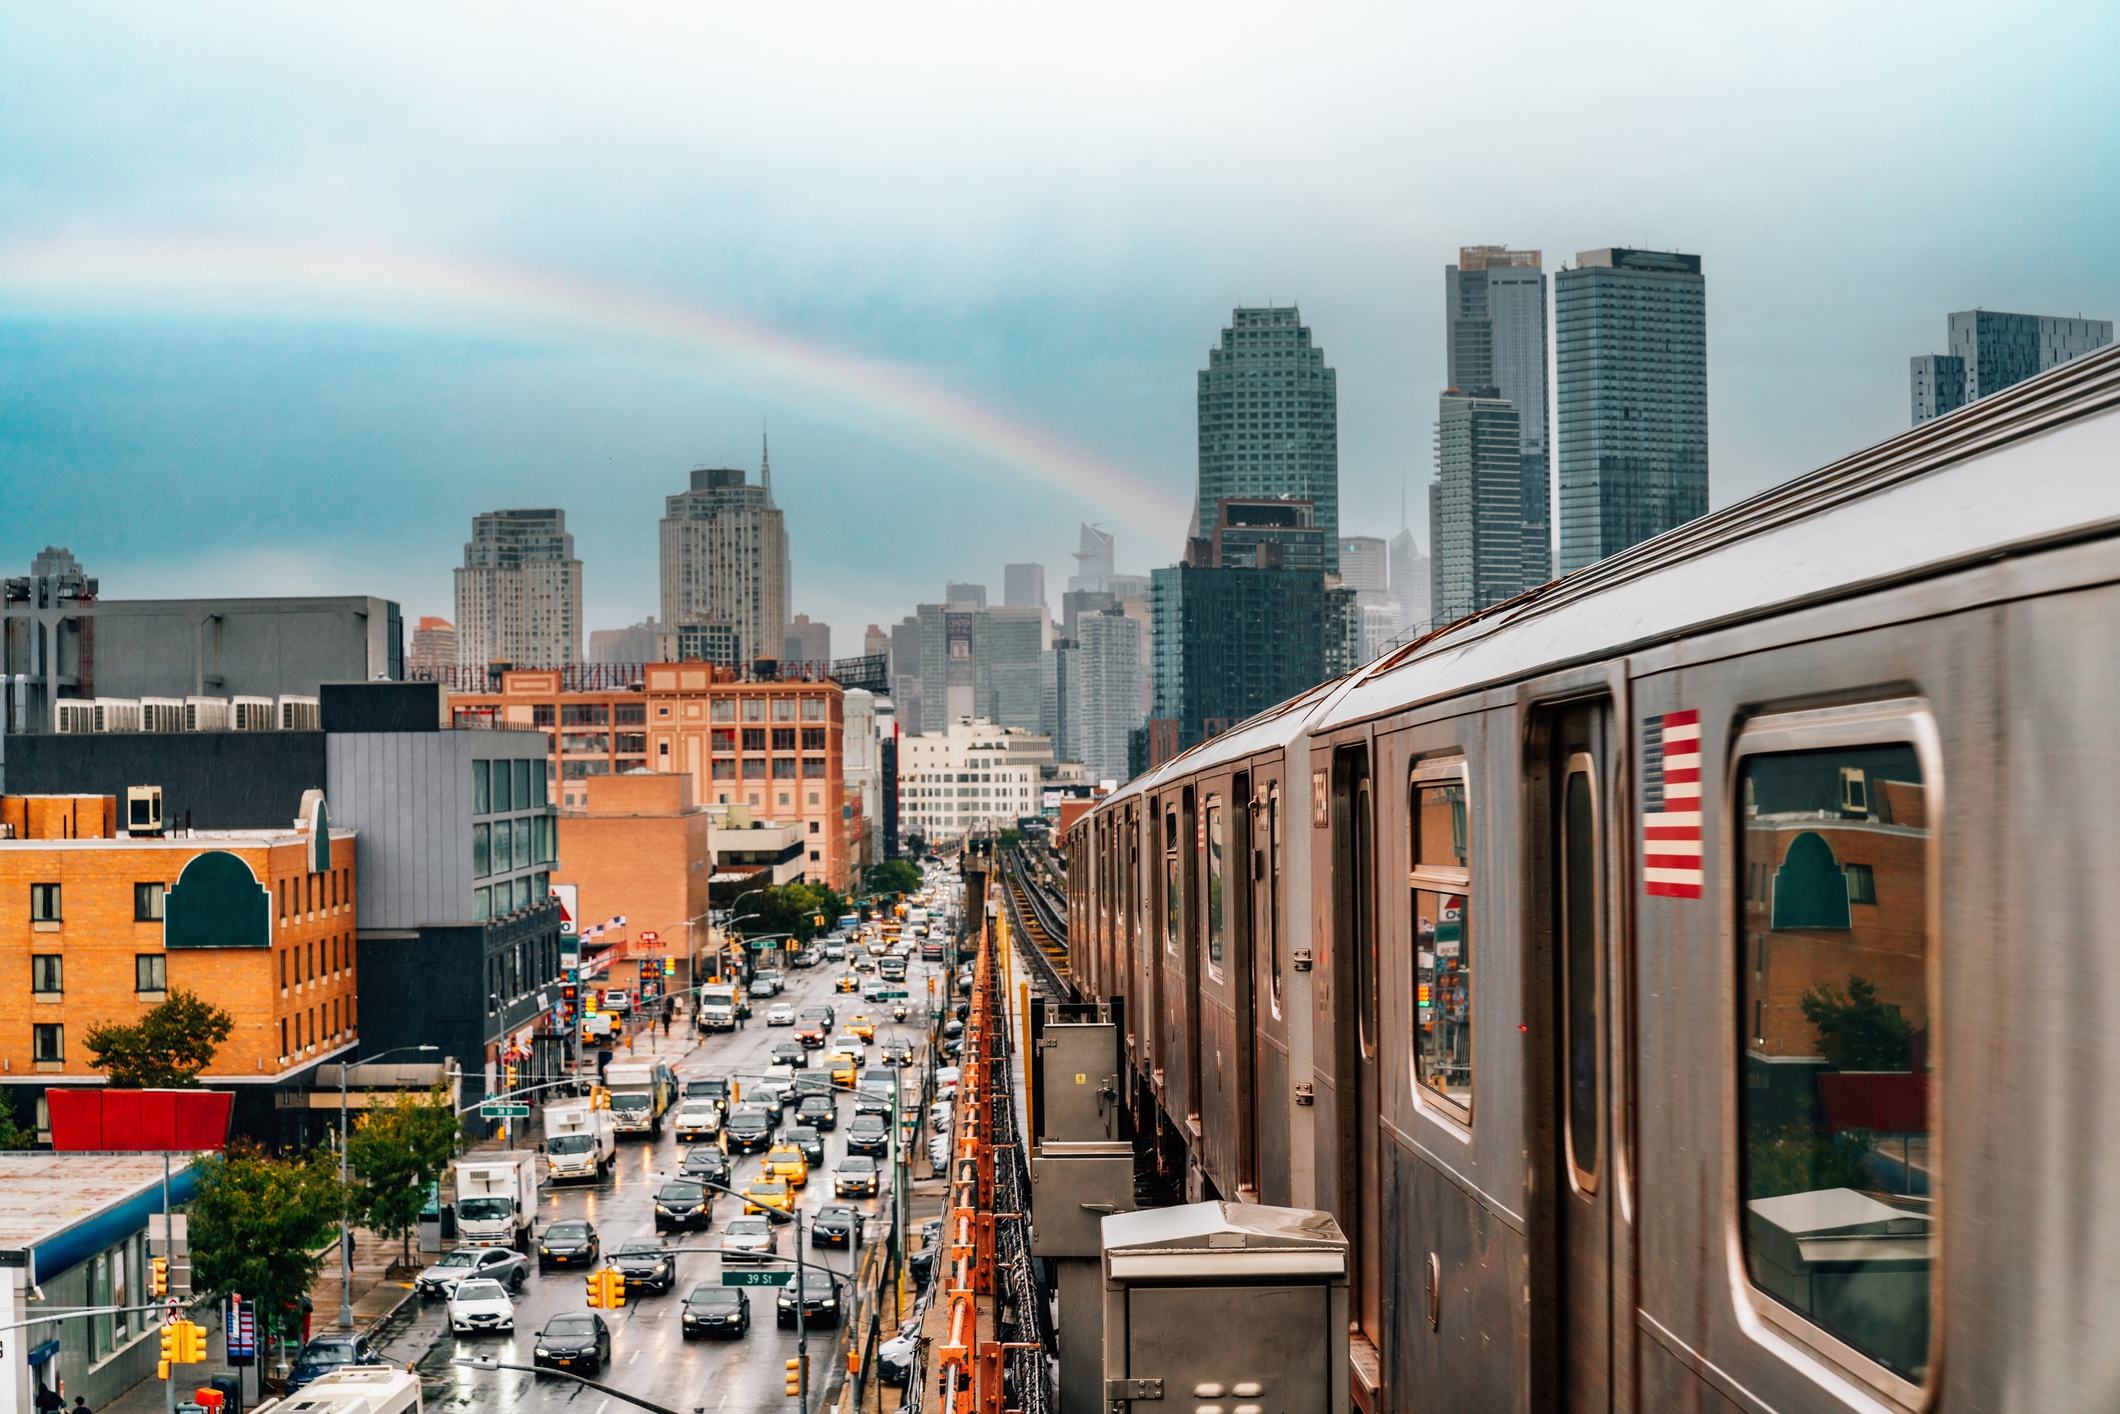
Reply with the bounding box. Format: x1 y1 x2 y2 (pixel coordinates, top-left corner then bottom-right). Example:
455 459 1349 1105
381 950 944 1414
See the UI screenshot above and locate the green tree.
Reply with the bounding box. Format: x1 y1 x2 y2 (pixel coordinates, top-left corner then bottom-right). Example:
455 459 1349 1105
349 1084 462 1267
1799 976 1912 1071
865 859 922 896
730 879 850 944
189 1143 348 1355
83 988 235 1087
0 1095 34 1150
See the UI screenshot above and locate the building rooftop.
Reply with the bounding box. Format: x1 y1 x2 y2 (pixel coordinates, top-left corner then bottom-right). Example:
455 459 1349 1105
0 1153 197 1256
0 826 355 851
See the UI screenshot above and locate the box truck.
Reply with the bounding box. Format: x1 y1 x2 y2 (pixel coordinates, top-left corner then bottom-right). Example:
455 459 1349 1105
452 1152 538 1249
542 1101 617 1182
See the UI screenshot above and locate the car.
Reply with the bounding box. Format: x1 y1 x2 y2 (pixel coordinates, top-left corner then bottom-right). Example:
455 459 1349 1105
749 1078 795 1114
720 1214 779 1263
883 1039 916 1066
853 1085 895 1118
909 1241 938 1288
764 1143 810 1188
797 1094 838 1131
673 1102 722 1143
684 1078 734 1116
853 954 876 974
772 1040 809 1068
846 1114 891 1157
928 1132 951 1169
724 1107 776 1154
934 1065 961 1096
811 1205 861 1249
824 943 846 961
834 1155 881 1198
682 1284 752 1339
538 1219 600 1272
922 942 944 962
788 948 821 969
776 1269 845 1328
877 1314 923 1385
654 1180 713 1232
447 1277 515 1335
942 1018 965 1041
418 1244 528 1298
680 1146 731 1186
753 970 785 995
767 1003 797 1027
749 977 775 998
286 1332 375 1392
943 1036 964 1061
830 1032 868 1057
929 1100 954 1130
534 1311 611 1374
827 1051 860 1088
743 1178 793 1215
613 1240 678 1294
836 972 860 993
785 1123 826 1167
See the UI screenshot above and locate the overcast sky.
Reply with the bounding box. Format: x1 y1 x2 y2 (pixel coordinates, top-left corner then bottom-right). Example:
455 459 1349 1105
3 2 2115 647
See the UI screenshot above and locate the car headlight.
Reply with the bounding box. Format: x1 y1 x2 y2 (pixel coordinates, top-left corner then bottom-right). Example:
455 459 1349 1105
539 1246 550 1254
655 1205 671 1214
654 1263 669 1273
535 1347 551 1357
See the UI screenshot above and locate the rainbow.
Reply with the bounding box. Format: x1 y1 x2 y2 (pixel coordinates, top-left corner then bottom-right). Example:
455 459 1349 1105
0 236 1187 534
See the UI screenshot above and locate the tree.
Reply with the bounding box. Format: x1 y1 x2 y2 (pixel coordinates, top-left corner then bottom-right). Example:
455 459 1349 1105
0 1095 34 1150
865 859 921 897
1799 976 1913 1071
83 988 235 1087
189 1143 348 1355
729 879 849 944
349 1084 461 1267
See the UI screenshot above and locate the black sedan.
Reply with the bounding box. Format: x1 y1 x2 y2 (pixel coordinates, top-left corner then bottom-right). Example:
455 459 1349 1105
537 1220 599 1272
681 1284 750 1339
796 1095 837 1132
785 1125 826 1167
845 1115 891 1158
654 1180 712 1232
772 1041 809 1069
613 1240 677 1294
725 1108 776 1154
811 1205 861 1249
681 1147 732 1186
776 1269 844 1328
534 1311 610 1374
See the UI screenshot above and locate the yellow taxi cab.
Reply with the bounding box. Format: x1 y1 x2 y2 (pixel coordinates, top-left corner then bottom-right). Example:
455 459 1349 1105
827 1050 861 1088
763 1144 810 1188
847 1014 876 1042
836 973 860 993
742 1178 793 1215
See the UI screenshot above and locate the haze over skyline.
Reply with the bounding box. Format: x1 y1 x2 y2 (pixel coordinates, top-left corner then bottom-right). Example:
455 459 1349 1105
3 2 2115 639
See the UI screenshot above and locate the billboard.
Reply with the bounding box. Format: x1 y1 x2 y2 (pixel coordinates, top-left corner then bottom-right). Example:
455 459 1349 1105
550 882 578 936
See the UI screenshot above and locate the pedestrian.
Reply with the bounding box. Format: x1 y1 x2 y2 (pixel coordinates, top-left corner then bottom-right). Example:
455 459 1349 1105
33 1383 60 1412
71 1398 91 1414
660 1007 670 1038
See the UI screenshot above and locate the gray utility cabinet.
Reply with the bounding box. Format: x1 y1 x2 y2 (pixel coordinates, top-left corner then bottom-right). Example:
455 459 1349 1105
1034 1002 1123 1144
1101 1203 1348 1414
1034 1141 1137 1414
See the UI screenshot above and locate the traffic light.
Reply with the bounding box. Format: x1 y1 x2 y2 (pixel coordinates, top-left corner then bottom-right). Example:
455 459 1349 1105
785 1358 805 1396
663 957 675 976
586 1267 626 1308
152 1256 169 1297
178 1321 209 1364
160 1323 180 1375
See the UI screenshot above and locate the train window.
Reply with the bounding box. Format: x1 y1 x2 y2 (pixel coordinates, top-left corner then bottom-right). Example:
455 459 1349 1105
1410 758 1471 1121
1736 718 1934 1390
1562 755 1601 1193
1205 796 1225 980
1164 803 1182 960
1267 781 1282 1006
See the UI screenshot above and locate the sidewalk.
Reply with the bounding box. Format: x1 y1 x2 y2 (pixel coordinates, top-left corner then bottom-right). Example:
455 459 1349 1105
98 1225 419 1413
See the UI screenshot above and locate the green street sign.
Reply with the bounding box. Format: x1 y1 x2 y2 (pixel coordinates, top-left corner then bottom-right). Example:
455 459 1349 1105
874 990 908 1000
479 1103 530 1118
722 1269 794 1286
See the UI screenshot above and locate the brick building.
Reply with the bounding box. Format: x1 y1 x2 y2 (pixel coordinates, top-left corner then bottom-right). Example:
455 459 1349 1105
553 773 713 992
0 792 357 1146
451 666 853 890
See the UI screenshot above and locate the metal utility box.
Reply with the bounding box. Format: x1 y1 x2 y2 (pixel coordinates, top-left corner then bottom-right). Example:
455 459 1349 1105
1035 1140 1137 1414
1033 1000 1125 1144
1101 1202 1348 1414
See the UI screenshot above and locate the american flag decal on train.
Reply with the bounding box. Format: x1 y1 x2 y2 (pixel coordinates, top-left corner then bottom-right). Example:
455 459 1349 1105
1641 709 1703 898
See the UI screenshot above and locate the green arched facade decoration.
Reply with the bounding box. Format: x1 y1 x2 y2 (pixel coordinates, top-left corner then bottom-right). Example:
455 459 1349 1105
165 850 273 950
1770 830 1851 931
309 798 332 873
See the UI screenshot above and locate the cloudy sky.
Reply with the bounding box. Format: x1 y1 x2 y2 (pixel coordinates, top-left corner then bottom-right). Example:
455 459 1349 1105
3 2 2115 647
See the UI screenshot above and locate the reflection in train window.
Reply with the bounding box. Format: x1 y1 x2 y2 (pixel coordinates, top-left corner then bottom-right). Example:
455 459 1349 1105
1410 765 1471 1120
1205 797 1225 978
1739 743 1932 1384
1163 804 1181 960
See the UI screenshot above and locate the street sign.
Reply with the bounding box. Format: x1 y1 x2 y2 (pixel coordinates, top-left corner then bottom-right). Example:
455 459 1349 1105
875 989 908 1000
638 930 660 944
722 1269 794 1286
479 1103 530 1119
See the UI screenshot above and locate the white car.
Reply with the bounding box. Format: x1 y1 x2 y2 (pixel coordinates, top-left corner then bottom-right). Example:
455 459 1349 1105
767 1003 797 1026
721 1216 779 1263
929 1101 954 1130
447 1277 516 1335
824 943 846 960
674 1103 722 1143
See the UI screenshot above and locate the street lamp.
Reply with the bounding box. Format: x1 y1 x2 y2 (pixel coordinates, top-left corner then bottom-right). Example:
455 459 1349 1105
338 1044 439 1328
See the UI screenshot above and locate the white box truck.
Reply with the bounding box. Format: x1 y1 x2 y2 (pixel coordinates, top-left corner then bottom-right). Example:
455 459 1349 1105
604 1060 673 1138
542 1102 616 1183
452 1152 538 1249
697 983 741 1033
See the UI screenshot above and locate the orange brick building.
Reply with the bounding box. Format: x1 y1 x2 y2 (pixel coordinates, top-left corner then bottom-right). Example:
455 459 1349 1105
553 773 713 990
451 666 854 890
0 794 357 1143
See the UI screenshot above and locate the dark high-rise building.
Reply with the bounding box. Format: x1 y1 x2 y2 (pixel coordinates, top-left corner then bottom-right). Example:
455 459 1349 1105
1909 310 2111 425
1429 390 1539 625
1445 246 1550 582
1197 307 1340 571
1555 248 1708 573
1150 563 1325 751
1199 497 1328 574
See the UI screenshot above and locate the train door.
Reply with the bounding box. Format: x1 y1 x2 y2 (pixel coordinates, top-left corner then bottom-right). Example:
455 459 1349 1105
1330 744 1383 1386
1230 769 1257 1196
1531 697 1631 1413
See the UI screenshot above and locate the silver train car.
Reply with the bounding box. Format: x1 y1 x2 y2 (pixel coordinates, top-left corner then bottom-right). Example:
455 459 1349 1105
1063 340 2120 1412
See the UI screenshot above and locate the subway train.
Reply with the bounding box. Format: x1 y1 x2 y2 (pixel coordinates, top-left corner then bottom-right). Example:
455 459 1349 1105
1061 340 2120 1413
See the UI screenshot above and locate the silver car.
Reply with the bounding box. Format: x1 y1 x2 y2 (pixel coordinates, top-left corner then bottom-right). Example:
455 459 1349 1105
417 1245 528 1299
720 1216 778 1264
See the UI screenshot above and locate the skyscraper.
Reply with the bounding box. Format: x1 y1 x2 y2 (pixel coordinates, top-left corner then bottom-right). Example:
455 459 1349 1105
1338 536 1389 600
409 617 456 675
1067 525 1115 593
985 606 1047 730
659 444 791 669
1909 310 2111 425
1076 607 1143 785
1388 530 1430 631
1555 248 1708 574
454 509 583 668
1004 563 1047 611
1429 391 1536 625
1152 562 1325 751
945 582 987 609
1197 307 1341 570
888 615 922 727
783 614 830 666
1445 246 1551 585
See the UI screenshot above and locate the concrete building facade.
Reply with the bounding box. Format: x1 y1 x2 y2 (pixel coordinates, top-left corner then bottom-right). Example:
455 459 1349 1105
658 459 791 671
552 772 712 992
1075 607 1143 786
1004 563 1047 611
783 614 831 668
896 720 1052 842
453 508 583 669
1197 307 1341 571
1445 246 1551 577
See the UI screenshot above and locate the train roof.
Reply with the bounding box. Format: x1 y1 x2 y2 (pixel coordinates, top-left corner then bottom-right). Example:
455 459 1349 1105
1322 338 2120 732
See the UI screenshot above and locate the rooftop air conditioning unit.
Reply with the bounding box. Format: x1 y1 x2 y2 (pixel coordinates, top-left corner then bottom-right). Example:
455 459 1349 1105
184 696 230 731
141 697 186 733
126 786 164 836
55 700 96 734
278 694 321 731
231 696 277 731
93 698 142 733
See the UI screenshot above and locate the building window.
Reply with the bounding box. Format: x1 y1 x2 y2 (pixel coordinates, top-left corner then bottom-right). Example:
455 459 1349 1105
473 823 491 877
280 949 288 989
513 818 532 871
475 887 492 921
712 729 737 752
771 728 797 751
137 954 167 993
615 702 646 726
712 700 734 722
615 733 646 753
31 955 62 994
742 759 767 780
772 758 798 780
1845 861 1877 904
808 821 820 834
772 698 796 722
742 728 767 751
473 760 491 813
801 727 827 750
561 703 610 727
33 1023 62 1063
712 760 737 780
30 883 60 922
742 699 765 722
513 760 532 808
135 882 167 921
801 698 825 722
810 850 821 862
802 757 827 778
533 703 555 727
